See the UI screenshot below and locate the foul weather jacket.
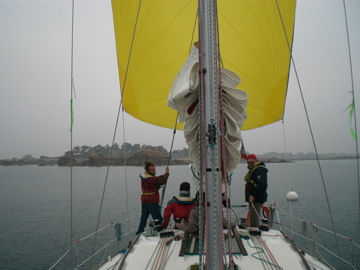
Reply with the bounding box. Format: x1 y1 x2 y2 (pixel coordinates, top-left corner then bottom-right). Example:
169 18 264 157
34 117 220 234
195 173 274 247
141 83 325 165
244 161 268 204
161 192 197 229
140 171 169 204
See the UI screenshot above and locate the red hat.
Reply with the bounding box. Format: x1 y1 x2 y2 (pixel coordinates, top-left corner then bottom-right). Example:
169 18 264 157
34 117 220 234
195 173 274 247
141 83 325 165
245 154 257 160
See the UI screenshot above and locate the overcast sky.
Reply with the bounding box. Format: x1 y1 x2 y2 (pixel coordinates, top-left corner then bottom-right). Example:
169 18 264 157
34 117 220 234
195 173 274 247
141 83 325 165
0 0 359 159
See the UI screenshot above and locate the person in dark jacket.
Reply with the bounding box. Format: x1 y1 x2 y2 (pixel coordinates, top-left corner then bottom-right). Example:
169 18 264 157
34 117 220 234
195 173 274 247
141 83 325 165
161 182 197 229
136 161 170 235
244 154 268 227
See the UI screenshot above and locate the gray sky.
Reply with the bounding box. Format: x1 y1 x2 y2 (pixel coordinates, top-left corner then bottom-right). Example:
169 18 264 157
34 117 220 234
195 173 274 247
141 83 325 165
0 0 359 159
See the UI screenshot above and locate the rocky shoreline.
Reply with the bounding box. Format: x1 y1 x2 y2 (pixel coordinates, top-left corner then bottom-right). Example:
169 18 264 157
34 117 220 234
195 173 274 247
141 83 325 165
1 149 355 167
0 152 290 167
0 147 190 167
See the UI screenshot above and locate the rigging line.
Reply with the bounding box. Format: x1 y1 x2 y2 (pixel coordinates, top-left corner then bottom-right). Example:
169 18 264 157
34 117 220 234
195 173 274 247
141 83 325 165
48 243 77 270
159 238 171 270
89 73 124 261
248 237 283 270
281 121 295 239
154 239 167 270
276 0 343 266
160 9 197 209
89 63 125 259
69 0 75 267
188 8 198 54
122 110 130 232
119 0 142 103
90 0 144 261
250 201 262 225
99 223 115 265
214 0 234 263
162 237 179 267
279 207 360 247
291 63 343 266
341 0 360 222
258 237 281 269
145 239 162 270
302 237 358 270
160 113 179 209
197 5 207 266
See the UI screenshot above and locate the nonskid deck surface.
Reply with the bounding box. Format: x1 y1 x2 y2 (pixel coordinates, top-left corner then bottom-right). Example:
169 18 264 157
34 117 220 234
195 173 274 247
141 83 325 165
98 228 333 270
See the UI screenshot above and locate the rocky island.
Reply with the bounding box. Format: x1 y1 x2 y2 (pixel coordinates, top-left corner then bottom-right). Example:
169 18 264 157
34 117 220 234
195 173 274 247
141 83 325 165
1 146 190 167
2 143 349 167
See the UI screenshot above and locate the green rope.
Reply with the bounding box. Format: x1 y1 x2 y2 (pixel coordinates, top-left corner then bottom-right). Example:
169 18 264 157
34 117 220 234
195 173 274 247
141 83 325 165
246 239 284 270
349 102 357 139
69 99 74 132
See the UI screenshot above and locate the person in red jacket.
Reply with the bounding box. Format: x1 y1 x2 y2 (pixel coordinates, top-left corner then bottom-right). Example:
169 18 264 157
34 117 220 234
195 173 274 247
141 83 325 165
136 161 170 235
161 182 197 229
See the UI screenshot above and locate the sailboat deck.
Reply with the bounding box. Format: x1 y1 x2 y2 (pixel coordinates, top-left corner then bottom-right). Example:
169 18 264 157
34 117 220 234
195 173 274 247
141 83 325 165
99 228 333 270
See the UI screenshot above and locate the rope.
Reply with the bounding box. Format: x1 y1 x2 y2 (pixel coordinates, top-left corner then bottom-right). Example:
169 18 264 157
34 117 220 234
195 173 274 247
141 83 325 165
153 239 166 270
78 222 113 242
99 222 116 266
144 239 162 270
249 201 262 226
89 0 146 262
258 237 282 269
49 214 145 269
341 0 360 224
280 121 297 240
160 114 179 208
162 237 180 269
49 223 115 269
247 237 284 270
242 204 360 269
190 163 200 181
277 207 358 241
48 243 76 270
311 223 319 259
275 0 343 266
75 240 114 269
120 111 131 233
69 0 76 266
277 207 360 269
197 4 206 266
158 5 198 209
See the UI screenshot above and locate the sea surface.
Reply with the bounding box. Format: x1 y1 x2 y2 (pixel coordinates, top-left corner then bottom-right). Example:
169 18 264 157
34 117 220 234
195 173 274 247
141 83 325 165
1 160 359 270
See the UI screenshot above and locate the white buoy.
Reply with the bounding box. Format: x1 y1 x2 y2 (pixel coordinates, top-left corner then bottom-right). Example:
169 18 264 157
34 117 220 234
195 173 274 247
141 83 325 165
286 191 299 201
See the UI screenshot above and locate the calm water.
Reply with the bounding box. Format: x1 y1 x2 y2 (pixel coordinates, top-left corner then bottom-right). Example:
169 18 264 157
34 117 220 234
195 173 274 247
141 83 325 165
0 160 359 269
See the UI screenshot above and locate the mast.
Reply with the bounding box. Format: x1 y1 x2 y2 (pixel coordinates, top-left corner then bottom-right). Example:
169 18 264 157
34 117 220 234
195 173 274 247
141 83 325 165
198 0 224 269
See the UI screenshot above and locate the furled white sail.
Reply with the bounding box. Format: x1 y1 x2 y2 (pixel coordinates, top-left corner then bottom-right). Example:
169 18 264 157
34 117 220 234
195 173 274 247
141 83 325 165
167 46 248 183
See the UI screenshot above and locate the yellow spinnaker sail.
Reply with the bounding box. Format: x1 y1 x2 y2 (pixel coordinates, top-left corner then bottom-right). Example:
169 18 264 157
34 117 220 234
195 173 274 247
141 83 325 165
112 0 296 130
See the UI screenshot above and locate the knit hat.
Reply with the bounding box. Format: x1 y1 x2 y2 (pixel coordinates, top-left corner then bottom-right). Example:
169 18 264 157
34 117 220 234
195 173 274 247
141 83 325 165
245 154 257 160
